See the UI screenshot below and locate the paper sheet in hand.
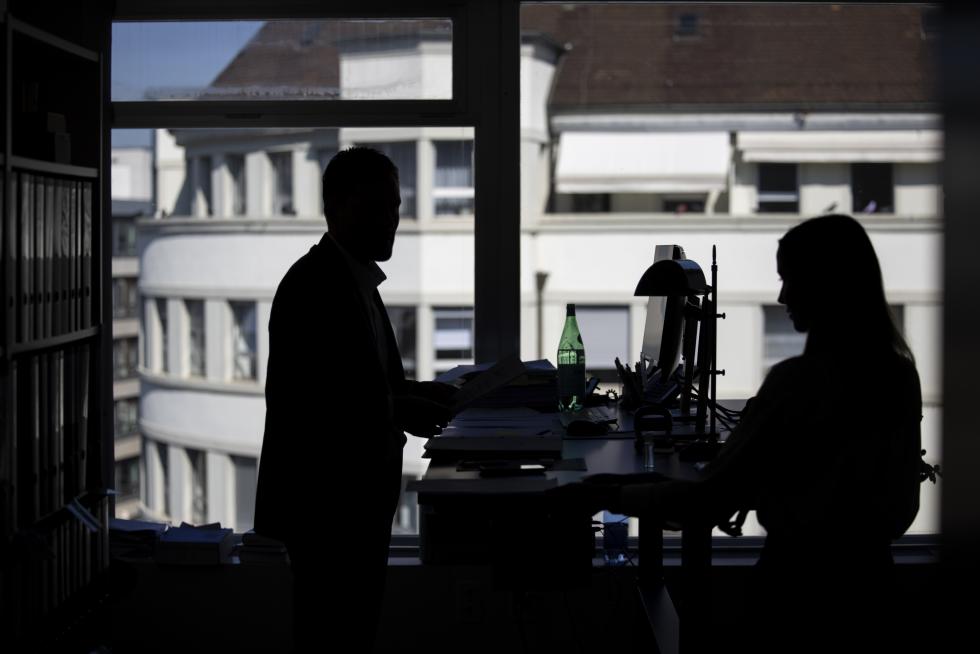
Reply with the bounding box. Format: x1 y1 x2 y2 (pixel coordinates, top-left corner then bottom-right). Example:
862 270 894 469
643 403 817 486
450 355 528 413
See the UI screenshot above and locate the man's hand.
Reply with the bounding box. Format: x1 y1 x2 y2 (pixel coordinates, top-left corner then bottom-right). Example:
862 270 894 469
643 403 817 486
393 394 451 438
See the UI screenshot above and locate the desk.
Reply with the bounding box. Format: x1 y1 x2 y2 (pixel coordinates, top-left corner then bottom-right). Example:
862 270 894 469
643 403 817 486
412 402 732 654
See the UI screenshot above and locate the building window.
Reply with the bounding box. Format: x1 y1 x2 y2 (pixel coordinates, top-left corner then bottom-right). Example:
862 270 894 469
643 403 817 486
852 163 894 214
233 456 257 533
434 140 474 216
357 141 416 218
763 305 806 375
392 475 419 535
576 306 630 382
188 448 208 525
114 398 139 440
112 277 139 319
674 13 700 39
186 299 206 378
157 298 169 373
386 306 418 380
553 193 611 213
663 197 706 214
116 457 140 500
231 301 258 381
112 218 137 257
114 337 139 380
434 306 474 365
757 163 799 213
269 151 295 216
159 441 170 518
197 155 213 216
227 154 247 216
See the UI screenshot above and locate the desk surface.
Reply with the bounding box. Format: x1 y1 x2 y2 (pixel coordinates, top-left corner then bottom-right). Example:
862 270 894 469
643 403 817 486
413 401 734 494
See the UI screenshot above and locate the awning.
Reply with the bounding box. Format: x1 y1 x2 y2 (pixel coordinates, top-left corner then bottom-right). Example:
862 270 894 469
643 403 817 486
554 131 731 194
737 130 942 163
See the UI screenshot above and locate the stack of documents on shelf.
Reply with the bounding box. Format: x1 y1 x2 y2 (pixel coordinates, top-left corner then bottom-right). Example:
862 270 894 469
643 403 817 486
437 358 558 412
109 518 168 559
424 407 562 458
156 522 234 565
236 530 290 565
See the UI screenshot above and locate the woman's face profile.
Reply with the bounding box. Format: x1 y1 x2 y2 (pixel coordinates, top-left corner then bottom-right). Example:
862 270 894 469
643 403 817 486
776 247 812 333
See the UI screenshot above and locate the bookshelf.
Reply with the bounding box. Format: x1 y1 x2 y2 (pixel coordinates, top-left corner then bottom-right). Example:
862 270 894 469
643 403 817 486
0 10 109 648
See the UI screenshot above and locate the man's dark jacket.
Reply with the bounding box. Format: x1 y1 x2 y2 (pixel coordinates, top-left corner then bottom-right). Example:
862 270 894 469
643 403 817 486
254 233 406 640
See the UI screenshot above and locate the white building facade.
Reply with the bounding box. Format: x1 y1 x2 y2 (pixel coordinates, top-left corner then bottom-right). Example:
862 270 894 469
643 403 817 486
136 10 943 536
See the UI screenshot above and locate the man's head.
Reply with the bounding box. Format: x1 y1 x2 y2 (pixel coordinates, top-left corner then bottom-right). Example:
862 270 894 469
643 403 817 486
322 146 401 262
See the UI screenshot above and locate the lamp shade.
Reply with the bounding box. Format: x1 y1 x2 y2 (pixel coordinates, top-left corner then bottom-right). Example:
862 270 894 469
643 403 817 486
634 259 709 296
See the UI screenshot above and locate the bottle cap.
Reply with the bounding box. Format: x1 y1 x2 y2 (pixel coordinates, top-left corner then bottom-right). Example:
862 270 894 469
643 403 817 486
566 303 576 316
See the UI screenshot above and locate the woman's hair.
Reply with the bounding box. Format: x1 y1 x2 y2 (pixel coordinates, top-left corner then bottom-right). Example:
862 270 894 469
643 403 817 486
777 214 913 362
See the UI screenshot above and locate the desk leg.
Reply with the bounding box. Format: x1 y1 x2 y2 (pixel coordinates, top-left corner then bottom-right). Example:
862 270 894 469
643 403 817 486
638 517 663 588
679 525 712 654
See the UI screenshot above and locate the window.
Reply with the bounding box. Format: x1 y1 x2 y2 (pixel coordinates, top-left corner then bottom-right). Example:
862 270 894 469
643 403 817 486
269 151 295 215
553 193 611 213
663 197 706 214
434 140 474 216
114 337 139 380
111 19 454 102
186 299 206 378
231 301 257 381
674 13 700 39
197 155 213 216
852 163 894 214
112 278 139 319
116 457 140 500
357 141 417 218
434 307 474 366
387 306 418 380
227 154 247 216
764 304 906 375
114 398 139 439
576 306 630 383
392 475 419 535
757 163 799 213
233 456 257 533
188 448 208 525
157 298 169 373
159 441 170 518
763 305 806 375
113 218 137 257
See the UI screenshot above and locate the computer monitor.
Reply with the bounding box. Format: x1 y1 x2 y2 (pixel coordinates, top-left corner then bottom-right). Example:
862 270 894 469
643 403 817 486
641 244 687 387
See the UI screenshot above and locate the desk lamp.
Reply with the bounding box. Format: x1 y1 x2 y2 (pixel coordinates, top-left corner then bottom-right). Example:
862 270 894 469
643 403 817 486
633 246 726 458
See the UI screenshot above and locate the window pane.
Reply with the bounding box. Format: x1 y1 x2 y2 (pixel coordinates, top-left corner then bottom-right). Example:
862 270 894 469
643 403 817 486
434 307 474 367
521 3 942 539
112 20 453 102
434 140 474 216
188 448 208 525
576 306 630 382
187 300 206 378
387 306 418 380
227 155 247 216
231 301 258 381
269 152 295 216
852 163 895 214
234 456 258 533
116 457 140 500
157 298 168 373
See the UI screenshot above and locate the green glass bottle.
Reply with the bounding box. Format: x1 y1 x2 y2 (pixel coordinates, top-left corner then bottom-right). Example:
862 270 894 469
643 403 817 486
557 303 586 412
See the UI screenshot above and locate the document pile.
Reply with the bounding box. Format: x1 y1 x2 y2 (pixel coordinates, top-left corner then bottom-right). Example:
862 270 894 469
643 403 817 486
156 522 234 565
437 358 558 412
109 518 168 559
237 530 290 565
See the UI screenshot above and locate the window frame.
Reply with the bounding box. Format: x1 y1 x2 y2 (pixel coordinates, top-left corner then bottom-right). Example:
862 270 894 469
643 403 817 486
111 1 520 364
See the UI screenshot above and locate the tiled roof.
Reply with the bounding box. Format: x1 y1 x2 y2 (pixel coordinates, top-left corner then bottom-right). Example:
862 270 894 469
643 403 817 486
208 5 936 108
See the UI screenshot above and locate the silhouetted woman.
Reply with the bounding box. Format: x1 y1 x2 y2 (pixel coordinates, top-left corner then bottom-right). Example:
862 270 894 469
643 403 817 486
587 215 922 653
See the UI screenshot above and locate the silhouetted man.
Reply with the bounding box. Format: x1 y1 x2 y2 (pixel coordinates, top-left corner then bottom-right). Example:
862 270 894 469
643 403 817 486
254 146 453 649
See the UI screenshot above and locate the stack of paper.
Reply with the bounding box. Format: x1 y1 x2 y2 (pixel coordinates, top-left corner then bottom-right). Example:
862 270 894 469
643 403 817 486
109 518 168 559
156 522 234 565
437 358 558 412
237 530 290 565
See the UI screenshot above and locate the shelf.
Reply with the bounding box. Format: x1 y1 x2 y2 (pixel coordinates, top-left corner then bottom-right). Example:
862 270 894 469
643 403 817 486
8 325 100 357
8 16 99 63
9 155 97 178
